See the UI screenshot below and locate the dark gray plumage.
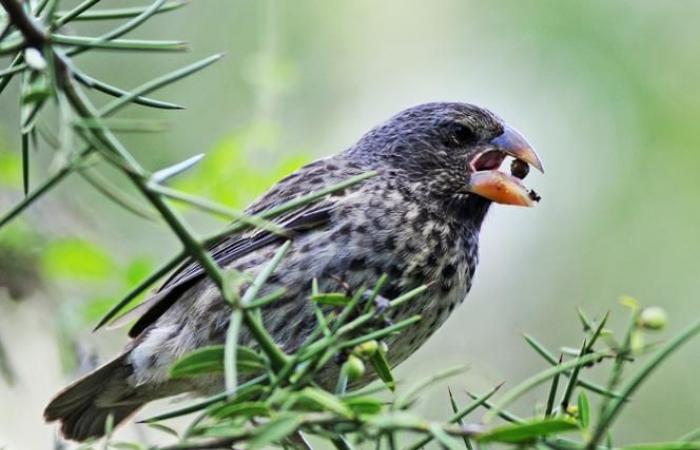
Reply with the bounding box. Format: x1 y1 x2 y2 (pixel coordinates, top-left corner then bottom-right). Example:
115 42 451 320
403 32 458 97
44 102 542 441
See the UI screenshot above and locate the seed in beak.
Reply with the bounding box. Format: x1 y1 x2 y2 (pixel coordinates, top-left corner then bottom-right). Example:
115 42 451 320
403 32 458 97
510 158 530 180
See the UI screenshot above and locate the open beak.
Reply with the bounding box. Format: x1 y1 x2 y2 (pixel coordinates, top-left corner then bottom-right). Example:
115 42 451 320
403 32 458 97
467 124 543 207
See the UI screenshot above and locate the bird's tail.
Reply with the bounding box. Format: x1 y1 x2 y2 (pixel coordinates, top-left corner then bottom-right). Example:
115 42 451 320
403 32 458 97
44 352 145 442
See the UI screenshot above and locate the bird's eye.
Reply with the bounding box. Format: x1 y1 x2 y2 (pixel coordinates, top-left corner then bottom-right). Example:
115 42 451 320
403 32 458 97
450 122 479 146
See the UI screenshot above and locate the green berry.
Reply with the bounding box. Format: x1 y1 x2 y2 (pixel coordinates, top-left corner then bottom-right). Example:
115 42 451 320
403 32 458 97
639 306 667 330
343 355 366 381
566 405 579 417
353 340 378 357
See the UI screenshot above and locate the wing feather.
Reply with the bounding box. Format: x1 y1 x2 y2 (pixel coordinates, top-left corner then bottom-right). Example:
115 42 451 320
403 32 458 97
125 199 336 338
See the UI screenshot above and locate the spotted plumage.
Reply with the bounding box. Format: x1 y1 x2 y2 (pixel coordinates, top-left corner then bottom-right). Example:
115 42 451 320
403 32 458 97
45 102 542 441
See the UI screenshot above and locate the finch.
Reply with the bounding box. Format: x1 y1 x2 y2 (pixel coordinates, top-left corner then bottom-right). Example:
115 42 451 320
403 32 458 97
44 102 543 441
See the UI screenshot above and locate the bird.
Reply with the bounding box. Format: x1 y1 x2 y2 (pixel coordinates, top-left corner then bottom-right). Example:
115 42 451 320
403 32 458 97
44 102 543 441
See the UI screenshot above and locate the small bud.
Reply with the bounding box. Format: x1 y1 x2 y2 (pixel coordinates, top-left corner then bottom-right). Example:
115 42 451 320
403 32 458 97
566 405 579 417
353 340 378 357
24 48 47 71
638 307 667 331
379 341 389 354
343 355 365 381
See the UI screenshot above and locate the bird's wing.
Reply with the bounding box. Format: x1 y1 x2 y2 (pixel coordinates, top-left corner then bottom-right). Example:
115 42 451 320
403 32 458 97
124 200 336 338
121 157 364 338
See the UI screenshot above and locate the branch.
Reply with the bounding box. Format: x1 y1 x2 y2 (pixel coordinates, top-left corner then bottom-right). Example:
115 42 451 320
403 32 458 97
0 0 47 48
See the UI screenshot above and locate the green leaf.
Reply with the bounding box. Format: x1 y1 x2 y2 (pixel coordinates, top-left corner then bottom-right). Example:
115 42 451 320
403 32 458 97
297 387 353 418
41 238 115 280
224 309 243 395
111 443 146 450
169 345 264 379
369 346 395 391
51 35 187 52
342 396 383 415
94 256 182 331
208 401 271 420
146 423 179 438
476 418 579 444
523 333 622 398
592 319 700 446
169 346 224 378
142 375 267 422
247 414 303 450
484 350 611 423
447 387 474 450
369 411 426 430
577 391 590 429
311 292 351 306
73 70 183 110
21 80 51 104
405 383 504 450
151 154 205 183
54 1 185 21
429 423 463 450
619 443 700 450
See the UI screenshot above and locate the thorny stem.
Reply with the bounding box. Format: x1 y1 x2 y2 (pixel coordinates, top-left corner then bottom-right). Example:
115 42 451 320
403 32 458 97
0 0 46 48
1 0 289 370
154 412 481 450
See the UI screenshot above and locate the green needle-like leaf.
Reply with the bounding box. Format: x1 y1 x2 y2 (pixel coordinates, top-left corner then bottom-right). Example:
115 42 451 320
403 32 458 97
560 339 587 412
406 383 504 450
578 391 591 429
617 443 700 450
368 345 395 391
52 35 188 52
545 355 562 418
79 168 159 221
588 319 700 448
429 423 463 450
208 401 271 420
54 1 185 22
73 70 183 110
52 0 103 28
151 154 205 183
395 366 465 410
311 292 351 306
224 308 242 396
149 184 288 236
476 418 579 444
484 350 611 423
296 388 354 418
524 333 622 398
141 375 268 422
247 414 303 450
98 53 223 117
447 387 475 450
95 254 185 331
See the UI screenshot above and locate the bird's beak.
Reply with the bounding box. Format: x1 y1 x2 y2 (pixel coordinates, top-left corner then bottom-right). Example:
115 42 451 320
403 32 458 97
467 124 543 207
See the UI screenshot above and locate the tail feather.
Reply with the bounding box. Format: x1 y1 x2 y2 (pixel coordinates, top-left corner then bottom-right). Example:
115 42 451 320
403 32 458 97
44 353 144 442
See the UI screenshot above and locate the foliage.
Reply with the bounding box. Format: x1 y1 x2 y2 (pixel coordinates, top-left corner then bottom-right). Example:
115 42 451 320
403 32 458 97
0 2 699 450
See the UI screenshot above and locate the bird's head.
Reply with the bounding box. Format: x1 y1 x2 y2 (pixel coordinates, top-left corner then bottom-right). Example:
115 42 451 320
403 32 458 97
348 102 543 214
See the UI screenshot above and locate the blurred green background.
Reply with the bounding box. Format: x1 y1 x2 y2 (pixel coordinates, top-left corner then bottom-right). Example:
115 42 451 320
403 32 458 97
1 0 699 448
